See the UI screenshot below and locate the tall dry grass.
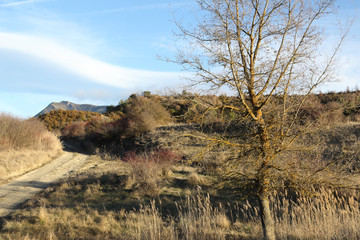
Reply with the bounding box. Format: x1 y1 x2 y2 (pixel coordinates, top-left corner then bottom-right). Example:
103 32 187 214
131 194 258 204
2 189 360 239
273 189 360 239
0 113 62 181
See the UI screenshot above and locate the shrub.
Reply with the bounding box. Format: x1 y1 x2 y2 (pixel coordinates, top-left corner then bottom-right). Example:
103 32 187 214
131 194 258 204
319 101 344 125
61 122 86 138
297 96 325 125
123 150 181 196
38 110 103 132
124 95 171 135
0 114 60 150
0 113 62 180
85 117 112 137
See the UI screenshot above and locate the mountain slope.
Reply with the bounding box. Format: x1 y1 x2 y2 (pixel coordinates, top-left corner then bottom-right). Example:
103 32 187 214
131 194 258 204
36 101 107 116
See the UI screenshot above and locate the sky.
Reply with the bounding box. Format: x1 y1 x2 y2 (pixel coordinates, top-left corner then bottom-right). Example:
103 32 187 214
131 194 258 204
0 0 359 117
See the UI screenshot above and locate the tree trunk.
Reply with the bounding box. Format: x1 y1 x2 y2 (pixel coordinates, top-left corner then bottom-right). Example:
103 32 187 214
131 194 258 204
256 115 276 240
259 189 276 240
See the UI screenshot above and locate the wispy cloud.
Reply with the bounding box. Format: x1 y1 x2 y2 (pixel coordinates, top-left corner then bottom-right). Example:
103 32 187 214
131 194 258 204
89 2 190 15
0 0 37 7
0 32 183 89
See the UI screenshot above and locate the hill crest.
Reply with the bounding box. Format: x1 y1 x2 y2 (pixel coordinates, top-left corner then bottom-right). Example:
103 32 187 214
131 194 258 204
36 101 107 116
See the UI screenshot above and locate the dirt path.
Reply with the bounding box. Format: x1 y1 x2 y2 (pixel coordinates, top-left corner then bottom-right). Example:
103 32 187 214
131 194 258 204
0 151 89 217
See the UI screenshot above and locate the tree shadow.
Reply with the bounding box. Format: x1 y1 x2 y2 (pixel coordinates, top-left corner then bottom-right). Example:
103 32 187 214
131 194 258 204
6 180 51 189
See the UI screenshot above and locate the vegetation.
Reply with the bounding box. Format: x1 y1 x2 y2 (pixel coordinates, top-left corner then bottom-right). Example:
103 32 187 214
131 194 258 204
38 90 360 138
0 113 62 182
38 109 103 132
171 0 349 239
1 153 360 240
1 0 359 236
56 95 171 155
1 89 360 239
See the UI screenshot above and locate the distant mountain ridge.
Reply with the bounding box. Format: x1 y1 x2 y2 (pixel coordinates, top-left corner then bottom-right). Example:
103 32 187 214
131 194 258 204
36 101 107 116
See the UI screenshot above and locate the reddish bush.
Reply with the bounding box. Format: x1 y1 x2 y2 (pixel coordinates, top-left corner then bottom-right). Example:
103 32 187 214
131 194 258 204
85 117 112 137
61 122 86 138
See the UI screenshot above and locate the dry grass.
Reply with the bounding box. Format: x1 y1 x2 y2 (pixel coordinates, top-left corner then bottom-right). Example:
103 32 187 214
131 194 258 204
0 194 234 240
2 116 360 239
273 189 360 239
0 114 62 182
1 157 360 240
0 149 62 182
175 194 236 240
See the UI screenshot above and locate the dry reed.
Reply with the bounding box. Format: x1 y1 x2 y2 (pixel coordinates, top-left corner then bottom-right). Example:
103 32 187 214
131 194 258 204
1 159 360 240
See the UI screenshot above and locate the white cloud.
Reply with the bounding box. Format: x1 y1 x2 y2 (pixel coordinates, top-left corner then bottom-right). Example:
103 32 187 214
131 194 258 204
0 0 38 7
90 2 191 15
0 32 183 89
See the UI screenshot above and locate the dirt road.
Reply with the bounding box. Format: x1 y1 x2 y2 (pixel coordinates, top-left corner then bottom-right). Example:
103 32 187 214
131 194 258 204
0 151 89 217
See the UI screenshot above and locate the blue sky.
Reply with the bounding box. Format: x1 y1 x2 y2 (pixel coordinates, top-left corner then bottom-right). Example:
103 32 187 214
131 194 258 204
0 0 359 117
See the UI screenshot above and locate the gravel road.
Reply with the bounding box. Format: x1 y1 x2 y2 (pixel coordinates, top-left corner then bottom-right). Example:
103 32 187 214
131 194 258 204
0 151 89 217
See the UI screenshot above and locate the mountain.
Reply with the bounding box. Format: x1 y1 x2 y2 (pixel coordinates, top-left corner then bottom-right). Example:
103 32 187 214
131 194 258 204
36 101 107 116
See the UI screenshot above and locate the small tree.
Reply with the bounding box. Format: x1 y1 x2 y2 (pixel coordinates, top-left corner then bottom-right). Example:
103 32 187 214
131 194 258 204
173 0 349 239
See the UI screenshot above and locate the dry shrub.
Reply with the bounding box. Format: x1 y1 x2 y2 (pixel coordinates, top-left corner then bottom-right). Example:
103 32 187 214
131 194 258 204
0 114 56 150
61 121 86 138
59 96 171 141
298 97 345 126
123 150 180 196
85 117 112 137
126 112 159 136
298 96 325 124
318 101 344 125
0 113 62 181
0 113 61 151
126 95 170 125
125 95 171 135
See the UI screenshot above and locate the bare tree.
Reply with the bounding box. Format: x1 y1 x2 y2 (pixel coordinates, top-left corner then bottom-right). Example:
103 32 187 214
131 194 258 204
172 0 348 239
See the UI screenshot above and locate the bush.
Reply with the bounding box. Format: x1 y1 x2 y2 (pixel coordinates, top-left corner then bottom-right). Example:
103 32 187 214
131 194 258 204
0 113 62 180
0 114 60 150
124 95 171 136
61 122 87 138
123 150 180 196
38 110 103 132
85 117 112 137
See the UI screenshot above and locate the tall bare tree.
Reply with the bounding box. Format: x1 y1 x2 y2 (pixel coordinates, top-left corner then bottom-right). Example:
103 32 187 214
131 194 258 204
173 0 347 239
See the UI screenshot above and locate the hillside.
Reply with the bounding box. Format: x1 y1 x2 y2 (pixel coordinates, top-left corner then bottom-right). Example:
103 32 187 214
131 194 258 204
3 92 360 239
3 111 360 239
36 101 107 116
